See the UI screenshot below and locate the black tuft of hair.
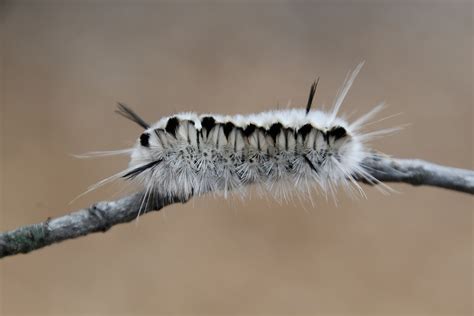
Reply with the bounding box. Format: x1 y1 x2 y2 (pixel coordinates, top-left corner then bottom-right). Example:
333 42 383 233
115 103 150 129
305 77 319 115
122 159 162 180
303 155 319 173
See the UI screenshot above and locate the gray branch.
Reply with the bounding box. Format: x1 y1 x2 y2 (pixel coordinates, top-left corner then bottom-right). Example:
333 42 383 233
360 155 474 194
1 156 473 259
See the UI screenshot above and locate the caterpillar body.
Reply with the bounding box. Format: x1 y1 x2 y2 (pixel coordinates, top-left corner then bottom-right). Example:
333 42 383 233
88 63 393 204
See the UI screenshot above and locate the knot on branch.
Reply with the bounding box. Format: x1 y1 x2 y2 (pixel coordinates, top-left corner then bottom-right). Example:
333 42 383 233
89 204 112 232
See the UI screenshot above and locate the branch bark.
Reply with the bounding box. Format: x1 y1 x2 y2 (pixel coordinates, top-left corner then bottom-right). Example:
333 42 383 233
1 155 473 259
361 155 474 194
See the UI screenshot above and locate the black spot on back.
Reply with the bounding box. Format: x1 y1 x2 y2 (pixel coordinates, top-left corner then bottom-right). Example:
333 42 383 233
140 133 150 147
201 116 216 135
328 126 347 140
223 122 235 139
297 124 313 140
165 117 179 137
244 124 256 137
268 123 283 141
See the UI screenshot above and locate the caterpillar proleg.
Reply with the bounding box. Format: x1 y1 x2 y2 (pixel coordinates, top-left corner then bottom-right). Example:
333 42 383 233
87 63 395 204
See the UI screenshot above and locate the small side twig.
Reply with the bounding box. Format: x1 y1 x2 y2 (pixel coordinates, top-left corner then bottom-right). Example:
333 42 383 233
1 156 473 259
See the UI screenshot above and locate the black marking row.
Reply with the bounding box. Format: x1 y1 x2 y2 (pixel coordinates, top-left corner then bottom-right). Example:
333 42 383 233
128 117 348 180
139 116 348 148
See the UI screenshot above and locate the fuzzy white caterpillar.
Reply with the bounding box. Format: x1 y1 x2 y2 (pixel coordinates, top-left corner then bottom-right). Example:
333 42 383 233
85 63 395 205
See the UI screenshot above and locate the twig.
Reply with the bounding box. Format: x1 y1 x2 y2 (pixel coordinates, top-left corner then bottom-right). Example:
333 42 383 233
1 156 473 259
0 193 189 259
361 155 474 194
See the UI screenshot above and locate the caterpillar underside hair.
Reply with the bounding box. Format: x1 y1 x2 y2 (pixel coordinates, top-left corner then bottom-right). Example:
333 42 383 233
85 63 397 205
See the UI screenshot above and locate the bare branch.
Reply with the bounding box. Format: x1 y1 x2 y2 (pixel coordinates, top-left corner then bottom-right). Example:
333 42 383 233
0 193 189 259
1 156 473 259
361 155 474 194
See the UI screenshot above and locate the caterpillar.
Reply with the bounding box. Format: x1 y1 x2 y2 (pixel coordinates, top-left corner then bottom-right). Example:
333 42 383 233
84 63 396 205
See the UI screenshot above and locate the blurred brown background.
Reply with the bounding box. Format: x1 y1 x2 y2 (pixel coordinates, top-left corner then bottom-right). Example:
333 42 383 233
1 1 472 315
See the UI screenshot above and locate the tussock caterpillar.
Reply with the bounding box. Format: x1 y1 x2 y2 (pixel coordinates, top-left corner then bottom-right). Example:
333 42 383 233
83 62 397 205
